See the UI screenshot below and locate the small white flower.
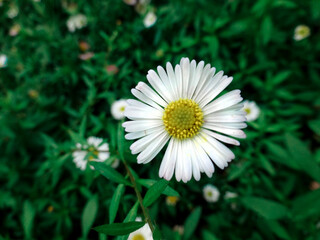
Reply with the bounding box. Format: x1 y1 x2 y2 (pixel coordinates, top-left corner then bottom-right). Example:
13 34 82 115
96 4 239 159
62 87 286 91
9 24 21 37
165 196 179 206
224 191 238 199
243 100 260 122
72 136 110 171
143 12 157 28
203 184 220 203
123 58 247 182
111 99 128 120
128 222 153 240
0 54 8 68
67 14 87 32
294 25 310 41
7 5 19 18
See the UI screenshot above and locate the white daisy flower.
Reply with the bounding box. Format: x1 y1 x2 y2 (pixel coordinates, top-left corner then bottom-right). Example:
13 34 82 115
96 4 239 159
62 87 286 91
294 25 310 41
203 184 220 203
7 5 19 18
242 100 260 122
128 222 153 240
0 54 8 68
72 136 110 171
224 191 238 199
123 57 247 182
143 12 157 28
9 24 21 37
66 14 87 32
111 99 128 120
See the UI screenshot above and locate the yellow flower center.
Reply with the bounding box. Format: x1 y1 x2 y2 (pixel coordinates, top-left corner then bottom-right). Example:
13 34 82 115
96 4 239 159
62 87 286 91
120 106 126 112
207 191 213 197
88 146 99 161
132 234 145 240
163 99 203 139
166 196 179 205
244 107 251 114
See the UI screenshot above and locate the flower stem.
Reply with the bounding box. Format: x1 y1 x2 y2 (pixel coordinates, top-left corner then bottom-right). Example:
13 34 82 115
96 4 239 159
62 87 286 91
123 160 155 233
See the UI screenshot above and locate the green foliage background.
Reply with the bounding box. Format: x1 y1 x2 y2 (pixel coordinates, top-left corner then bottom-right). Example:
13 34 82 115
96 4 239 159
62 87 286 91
1 0 320 239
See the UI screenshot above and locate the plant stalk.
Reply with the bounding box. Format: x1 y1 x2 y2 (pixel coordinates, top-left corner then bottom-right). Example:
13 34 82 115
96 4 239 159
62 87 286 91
123 160 155 233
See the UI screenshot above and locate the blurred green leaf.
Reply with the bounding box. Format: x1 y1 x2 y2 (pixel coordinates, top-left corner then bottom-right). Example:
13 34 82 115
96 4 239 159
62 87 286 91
143 179 169 207
183 207 202 240
291 189 320 220
285 133 320 182
93 221 145 236
308 119 320 135
82 195 98 238
242 197 288 220
21 200 35 239
138 179 180 197
90 162 131 186
109 184 125 224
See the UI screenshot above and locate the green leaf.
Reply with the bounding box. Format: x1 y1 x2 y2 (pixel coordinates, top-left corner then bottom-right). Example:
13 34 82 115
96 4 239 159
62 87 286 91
261 16 272 44
202 230 219 240
79 115 87 138
242 197 288 220
118 201 140 240
93 221 145 236
263 219 291 240
109 184 125 224
291 188 320 220
82 195 98 238
90 161 131 186
123 201 139 222
22 200 35 239
153 227 162 240
137 179 180 197
308 119 320 135
183 207 202 240
265 141 299 170
143 179 169 207
285 133 320 182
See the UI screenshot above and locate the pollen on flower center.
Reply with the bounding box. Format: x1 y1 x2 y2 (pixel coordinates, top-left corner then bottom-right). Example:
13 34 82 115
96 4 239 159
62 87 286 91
132 234 145 240
163 99 203 139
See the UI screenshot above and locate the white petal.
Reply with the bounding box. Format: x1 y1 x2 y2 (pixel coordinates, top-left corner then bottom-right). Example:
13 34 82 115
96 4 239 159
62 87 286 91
180 57 190 99
123 120 163 132
203 90 243 115
195 135 227 169
186 60 197 99
192 138 215 177
198 76 233 108
124 107 163 120
125 126 164 140
147 70 172 102
202 129 240 146
159 138 174 178
130 129 165 154
136 82 167 107
137 132 170 164
174 64 183 98
131 88 163 111
157 65 176 100
163 139 179 181
202 124 247 139
166 62 179 101
187 139 201 181
188 60 204 99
